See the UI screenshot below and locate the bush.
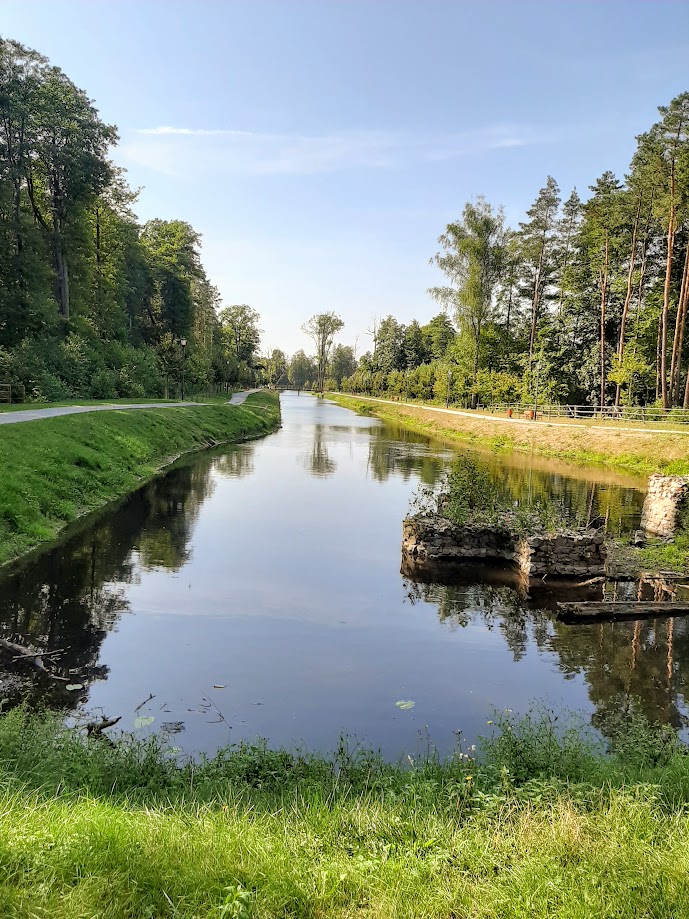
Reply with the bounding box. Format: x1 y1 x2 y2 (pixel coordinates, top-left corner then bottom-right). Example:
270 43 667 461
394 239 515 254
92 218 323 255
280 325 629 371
32 371 73 402
89 368 118 399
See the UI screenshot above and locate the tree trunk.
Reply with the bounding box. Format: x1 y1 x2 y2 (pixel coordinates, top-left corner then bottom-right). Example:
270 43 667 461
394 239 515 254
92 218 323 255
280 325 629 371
661 171 676 411
53 229 70 319
529 255 543 360
614 193 641 408
656 310 662 402
671 242 689 404
600 229 609 410
472 327 480 385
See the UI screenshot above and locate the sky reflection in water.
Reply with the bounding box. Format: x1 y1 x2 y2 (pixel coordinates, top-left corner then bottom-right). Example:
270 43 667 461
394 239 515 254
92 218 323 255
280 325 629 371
2 392 677 759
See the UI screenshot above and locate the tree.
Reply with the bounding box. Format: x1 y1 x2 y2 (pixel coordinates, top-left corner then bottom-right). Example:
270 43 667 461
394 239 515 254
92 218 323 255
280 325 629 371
264 348 287 387
21 47 117 319
372 315 404 373
301 312 344 393
421 313 456 361
580 171 624 408
401 320 427 368
556 188 583 315
517 177 561 359
650 93 689 409
219 304 262 375
288 350 314 391
430 198 506 384
330 344 357 387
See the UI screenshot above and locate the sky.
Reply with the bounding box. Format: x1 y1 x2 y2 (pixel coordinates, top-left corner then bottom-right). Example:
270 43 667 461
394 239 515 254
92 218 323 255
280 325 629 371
2 1 688 355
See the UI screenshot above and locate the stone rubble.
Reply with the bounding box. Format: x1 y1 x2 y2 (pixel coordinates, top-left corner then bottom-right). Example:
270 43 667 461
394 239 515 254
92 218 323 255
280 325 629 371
402 516 607 579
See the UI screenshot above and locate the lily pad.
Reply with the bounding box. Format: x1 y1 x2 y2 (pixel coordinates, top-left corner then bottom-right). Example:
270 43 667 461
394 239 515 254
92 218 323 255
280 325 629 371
134 716 155 730
395 700 416 710
65 684 83 692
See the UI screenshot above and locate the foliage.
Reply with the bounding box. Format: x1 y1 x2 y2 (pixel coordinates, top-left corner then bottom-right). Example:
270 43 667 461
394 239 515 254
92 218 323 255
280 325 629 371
0 38 264 404
336 93 688 412
1 707 689 916
413 455 574 533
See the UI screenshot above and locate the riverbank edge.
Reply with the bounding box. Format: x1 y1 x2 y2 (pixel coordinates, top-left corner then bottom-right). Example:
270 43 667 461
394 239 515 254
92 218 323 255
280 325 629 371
0 707 688 917
328 392 689 574
0 392 281 571
326 392 689 476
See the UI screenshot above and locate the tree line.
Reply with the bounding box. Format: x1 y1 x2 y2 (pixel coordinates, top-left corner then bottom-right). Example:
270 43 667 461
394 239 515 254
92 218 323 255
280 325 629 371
2 38 686 411
0 38 264 401
311 94 689 411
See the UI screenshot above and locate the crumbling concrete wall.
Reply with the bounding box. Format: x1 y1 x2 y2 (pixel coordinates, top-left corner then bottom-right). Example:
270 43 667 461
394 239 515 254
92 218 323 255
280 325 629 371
640 474 689 537
402 516 606 579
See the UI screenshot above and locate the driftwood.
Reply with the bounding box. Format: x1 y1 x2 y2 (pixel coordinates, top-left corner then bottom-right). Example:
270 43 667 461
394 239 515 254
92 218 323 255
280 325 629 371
86 716 121 737
0 638 69 681
558 601 689 623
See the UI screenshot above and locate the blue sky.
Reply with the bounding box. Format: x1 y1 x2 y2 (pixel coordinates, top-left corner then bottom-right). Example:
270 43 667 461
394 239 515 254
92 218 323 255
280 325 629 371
2 1 688 355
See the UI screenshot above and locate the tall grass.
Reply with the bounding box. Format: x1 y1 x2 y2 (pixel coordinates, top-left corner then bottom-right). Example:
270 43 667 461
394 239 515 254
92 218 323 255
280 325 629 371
1 707 688 917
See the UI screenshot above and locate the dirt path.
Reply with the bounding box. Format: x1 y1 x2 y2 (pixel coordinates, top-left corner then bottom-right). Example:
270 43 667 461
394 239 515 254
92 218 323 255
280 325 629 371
358 396 689 437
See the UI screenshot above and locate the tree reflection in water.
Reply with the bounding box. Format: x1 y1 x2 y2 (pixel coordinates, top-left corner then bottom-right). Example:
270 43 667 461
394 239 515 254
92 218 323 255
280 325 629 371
0 455 219 706
304 424 337 477
404 569 689 739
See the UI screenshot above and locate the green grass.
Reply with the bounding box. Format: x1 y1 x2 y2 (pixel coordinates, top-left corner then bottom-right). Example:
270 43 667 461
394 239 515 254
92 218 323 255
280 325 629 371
0 398 180 413
632 532 689 574
327 393 689 476
0 392 280 567
1 707 689 917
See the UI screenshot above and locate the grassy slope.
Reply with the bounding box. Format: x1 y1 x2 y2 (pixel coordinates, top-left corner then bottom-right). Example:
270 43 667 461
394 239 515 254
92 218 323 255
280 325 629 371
0 709 688 918
0 392 279 567
328 394 689 476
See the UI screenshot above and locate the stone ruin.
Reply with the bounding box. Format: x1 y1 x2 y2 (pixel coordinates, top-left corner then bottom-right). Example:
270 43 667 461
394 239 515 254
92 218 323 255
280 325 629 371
640 474 689 538
402 516 607 580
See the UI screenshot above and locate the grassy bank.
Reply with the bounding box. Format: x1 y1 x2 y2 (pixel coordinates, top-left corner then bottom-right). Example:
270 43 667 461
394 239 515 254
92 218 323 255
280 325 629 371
0 392 279 567
328 393 689 476
0 708 688 917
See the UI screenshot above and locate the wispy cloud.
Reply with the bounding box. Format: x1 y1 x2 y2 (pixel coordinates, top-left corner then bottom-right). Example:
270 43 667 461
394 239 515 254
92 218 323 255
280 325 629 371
119 124 545 178
138 126 257 137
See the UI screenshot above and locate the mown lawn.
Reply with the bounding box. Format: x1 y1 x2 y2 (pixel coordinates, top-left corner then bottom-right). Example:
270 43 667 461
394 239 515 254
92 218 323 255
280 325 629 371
0 707 688 917
0 392 280 567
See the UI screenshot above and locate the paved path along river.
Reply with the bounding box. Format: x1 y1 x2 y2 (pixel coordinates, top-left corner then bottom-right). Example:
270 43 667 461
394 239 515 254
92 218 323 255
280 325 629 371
0 390 264 425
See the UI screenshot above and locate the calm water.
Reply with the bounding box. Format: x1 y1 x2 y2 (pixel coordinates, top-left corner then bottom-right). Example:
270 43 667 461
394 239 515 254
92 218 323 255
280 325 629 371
2 392 683 757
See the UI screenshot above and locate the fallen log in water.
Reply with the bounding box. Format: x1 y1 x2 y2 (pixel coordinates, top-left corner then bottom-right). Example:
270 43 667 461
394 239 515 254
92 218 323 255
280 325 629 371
0 637 69 680
558 601 689 623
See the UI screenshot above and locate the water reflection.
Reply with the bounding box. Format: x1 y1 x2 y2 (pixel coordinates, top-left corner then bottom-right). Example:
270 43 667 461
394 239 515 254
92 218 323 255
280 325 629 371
214 444 255 480
371 422 642 533
404 575 689 737
0 458 222 705
0 391 667 757
304 423 337 477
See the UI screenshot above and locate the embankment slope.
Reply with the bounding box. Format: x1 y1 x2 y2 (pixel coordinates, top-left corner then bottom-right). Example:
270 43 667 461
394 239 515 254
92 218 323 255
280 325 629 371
0 392 280 567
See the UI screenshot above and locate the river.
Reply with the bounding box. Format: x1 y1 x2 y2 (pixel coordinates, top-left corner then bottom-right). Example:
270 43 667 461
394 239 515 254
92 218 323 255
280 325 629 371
2 391 685 758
